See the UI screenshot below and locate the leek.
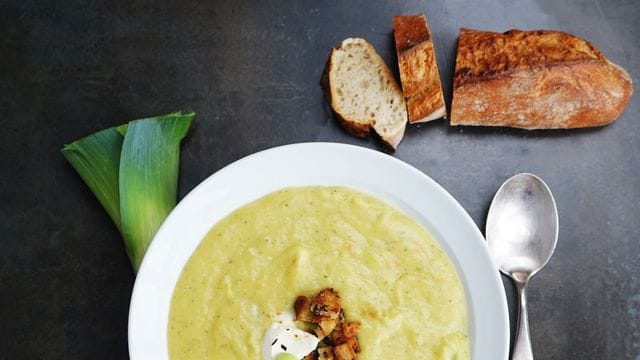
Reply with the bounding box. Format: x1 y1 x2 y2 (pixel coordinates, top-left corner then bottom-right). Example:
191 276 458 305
62 112 194 272
61 128 124 233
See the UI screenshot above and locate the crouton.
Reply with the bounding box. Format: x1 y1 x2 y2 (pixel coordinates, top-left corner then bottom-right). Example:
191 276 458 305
294 296 314 322
328 322 361 352
314 318 338 339
311 288 342 320
332 343 357 360
318 347 335 360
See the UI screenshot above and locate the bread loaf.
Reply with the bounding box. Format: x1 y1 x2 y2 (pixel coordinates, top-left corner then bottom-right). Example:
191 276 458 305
323 38 407 149
393 14 447 123
450 28 633 129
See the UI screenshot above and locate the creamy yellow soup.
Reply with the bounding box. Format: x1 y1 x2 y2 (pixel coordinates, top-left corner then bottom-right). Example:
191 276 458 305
168 186 468 359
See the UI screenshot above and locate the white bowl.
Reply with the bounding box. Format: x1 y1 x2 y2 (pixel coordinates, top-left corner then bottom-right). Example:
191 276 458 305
128 142 509 360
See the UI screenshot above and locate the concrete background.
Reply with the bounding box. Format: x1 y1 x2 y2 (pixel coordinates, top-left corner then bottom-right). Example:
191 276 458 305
1 0 638 358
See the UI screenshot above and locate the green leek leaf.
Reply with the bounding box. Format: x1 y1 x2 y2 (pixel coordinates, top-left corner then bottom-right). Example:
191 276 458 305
61 128 124 233
119 113 193 270
61 112 194 272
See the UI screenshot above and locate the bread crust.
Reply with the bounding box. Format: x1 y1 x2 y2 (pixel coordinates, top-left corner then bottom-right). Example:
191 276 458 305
451 28 633 128
393 15 447 123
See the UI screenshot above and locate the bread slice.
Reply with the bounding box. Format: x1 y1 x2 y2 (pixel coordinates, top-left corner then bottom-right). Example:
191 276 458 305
393 14 447 123
324 38 407 149
450 28 633 129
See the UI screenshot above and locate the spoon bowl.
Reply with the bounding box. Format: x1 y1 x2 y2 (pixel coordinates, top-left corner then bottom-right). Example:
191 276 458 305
487 173 559 281
486 173 558 360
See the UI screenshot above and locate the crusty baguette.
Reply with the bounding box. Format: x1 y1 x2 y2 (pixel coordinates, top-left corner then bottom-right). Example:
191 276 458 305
450 28 633 129
324 38 407 149
393 14 447 123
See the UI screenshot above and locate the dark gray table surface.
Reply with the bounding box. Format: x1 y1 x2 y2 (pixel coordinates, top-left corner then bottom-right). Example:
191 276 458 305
1 0 638 359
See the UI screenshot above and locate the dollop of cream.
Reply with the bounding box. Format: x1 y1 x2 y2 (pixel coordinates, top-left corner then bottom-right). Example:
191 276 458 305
262 311 319 360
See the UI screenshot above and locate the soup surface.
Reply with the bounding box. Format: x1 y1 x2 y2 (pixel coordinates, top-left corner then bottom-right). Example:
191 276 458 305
168 186 469 359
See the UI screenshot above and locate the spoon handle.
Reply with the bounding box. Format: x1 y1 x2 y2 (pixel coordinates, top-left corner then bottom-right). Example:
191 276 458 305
512 281 534 360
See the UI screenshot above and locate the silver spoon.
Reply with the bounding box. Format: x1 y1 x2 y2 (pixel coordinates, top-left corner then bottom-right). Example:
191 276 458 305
486 173 559 360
